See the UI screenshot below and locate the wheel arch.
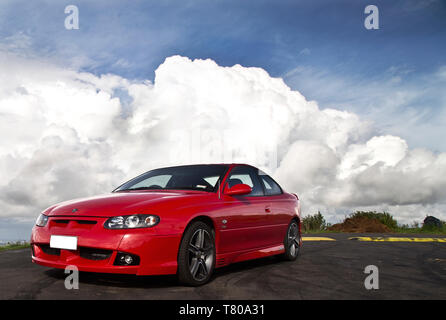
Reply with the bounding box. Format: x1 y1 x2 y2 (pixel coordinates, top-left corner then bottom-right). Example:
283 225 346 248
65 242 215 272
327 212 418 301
179 214 218 252
186 215 216 232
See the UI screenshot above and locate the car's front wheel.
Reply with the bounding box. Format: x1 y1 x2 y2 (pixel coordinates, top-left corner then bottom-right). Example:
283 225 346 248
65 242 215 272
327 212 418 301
282 220 301 261
177 221 215 286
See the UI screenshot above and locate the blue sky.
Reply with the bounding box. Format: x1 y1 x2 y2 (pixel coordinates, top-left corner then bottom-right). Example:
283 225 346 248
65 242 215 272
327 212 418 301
1 0 444 77
2 0 444 152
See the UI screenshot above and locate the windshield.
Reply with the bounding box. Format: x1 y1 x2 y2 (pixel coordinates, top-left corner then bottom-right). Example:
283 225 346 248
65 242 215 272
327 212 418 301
114 165 229 193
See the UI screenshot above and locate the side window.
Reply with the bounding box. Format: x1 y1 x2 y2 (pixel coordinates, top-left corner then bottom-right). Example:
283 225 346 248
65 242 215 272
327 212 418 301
226 166 264 196
203 176 220 187
260 175 282 196
228 174 253 187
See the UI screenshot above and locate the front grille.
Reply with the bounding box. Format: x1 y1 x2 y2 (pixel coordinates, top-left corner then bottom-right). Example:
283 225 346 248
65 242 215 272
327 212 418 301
39 244 61 256
51 219 97 225
76 220 97 225
79 247 112 261
49 218 98 230
53 220 70 224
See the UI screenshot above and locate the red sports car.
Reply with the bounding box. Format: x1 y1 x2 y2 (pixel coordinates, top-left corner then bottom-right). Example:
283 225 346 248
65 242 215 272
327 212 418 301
31 164 301 285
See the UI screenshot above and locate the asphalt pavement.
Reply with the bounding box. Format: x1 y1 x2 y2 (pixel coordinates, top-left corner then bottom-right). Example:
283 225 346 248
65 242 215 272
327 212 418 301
1 233 445 299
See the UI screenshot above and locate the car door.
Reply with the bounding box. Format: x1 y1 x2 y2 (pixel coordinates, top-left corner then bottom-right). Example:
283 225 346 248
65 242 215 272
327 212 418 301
217 165 274 253
258 172 290 244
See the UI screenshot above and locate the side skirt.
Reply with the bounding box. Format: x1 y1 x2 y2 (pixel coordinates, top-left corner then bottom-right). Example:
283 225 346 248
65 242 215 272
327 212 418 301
215 244 285 268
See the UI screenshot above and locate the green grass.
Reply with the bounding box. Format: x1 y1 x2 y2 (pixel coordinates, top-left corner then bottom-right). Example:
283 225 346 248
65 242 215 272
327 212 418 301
394 225 446 235
0 242 30 251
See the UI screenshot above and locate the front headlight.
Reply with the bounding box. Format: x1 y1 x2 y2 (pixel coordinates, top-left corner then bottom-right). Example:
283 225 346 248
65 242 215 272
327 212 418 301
35 213 48 227
104 214 160 229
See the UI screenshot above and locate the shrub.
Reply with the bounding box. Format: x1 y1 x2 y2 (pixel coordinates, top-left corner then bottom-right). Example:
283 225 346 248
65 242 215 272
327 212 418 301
422 217 446 232
302 211 327 232
349 211 398 230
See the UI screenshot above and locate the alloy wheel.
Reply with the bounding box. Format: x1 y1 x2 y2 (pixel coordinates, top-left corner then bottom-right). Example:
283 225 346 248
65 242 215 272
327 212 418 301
187 229 214 281
288 222 300 257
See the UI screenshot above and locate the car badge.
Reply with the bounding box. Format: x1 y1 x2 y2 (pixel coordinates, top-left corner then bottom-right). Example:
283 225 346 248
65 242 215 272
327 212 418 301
72 208 79 213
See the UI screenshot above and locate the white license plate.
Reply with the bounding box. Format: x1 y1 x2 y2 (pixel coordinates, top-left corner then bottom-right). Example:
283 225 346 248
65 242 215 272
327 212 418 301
50 235 78 250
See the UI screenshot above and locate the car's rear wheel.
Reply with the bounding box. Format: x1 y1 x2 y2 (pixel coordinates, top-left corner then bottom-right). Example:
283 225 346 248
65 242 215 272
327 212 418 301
282 220 301 261
177 221 215 286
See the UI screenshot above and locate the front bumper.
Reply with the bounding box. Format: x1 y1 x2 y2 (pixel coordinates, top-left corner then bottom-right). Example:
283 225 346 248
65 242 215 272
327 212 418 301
31 216 182 275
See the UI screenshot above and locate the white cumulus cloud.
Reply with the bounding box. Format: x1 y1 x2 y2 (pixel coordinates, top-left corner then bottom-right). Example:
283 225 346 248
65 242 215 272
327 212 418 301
1 52 445 229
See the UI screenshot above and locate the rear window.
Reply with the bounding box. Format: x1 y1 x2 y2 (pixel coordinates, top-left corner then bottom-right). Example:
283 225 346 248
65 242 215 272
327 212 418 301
260 175 282 196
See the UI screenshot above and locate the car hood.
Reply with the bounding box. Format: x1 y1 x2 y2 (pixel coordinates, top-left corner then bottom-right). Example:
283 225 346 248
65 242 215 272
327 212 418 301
43 191 210 217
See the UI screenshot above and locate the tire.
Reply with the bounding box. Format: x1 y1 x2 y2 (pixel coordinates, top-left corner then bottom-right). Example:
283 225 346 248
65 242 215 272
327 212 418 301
177 221 215 286
282 220 301 261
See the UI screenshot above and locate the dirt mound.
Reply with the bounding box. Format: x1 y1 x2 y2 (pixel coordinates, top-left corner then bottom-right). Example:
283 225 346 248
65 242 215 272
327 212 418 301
328 216 392 233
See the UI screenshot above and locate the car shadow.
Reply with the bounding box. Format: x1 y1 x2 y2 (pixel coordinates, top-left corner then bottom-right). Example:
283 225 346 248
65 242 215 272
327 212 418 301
212 255 284 278
44 268 179 289
44 255 287 289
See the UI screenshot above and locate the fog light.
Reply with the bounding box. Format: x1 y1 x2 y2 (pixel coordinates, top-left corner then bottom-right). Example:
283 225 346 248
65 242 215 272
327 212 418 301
114 252 140 266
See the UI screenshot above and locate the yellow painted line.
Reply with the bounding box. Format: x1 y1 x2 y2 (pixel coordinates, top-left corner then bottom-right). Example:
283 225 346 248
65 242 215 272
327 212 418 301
349 237 446 243
302 237 336 241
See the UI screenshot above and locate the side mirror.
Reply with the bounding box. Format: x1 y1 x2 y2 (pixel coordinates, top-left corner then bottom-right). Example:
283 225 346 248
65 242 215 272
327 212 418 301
224 184 252 196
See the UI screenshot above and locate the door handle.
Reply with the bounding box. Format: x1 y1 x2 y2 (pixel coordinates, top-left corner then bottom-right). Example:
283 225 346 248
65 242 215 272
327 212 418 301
265 206 271 213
